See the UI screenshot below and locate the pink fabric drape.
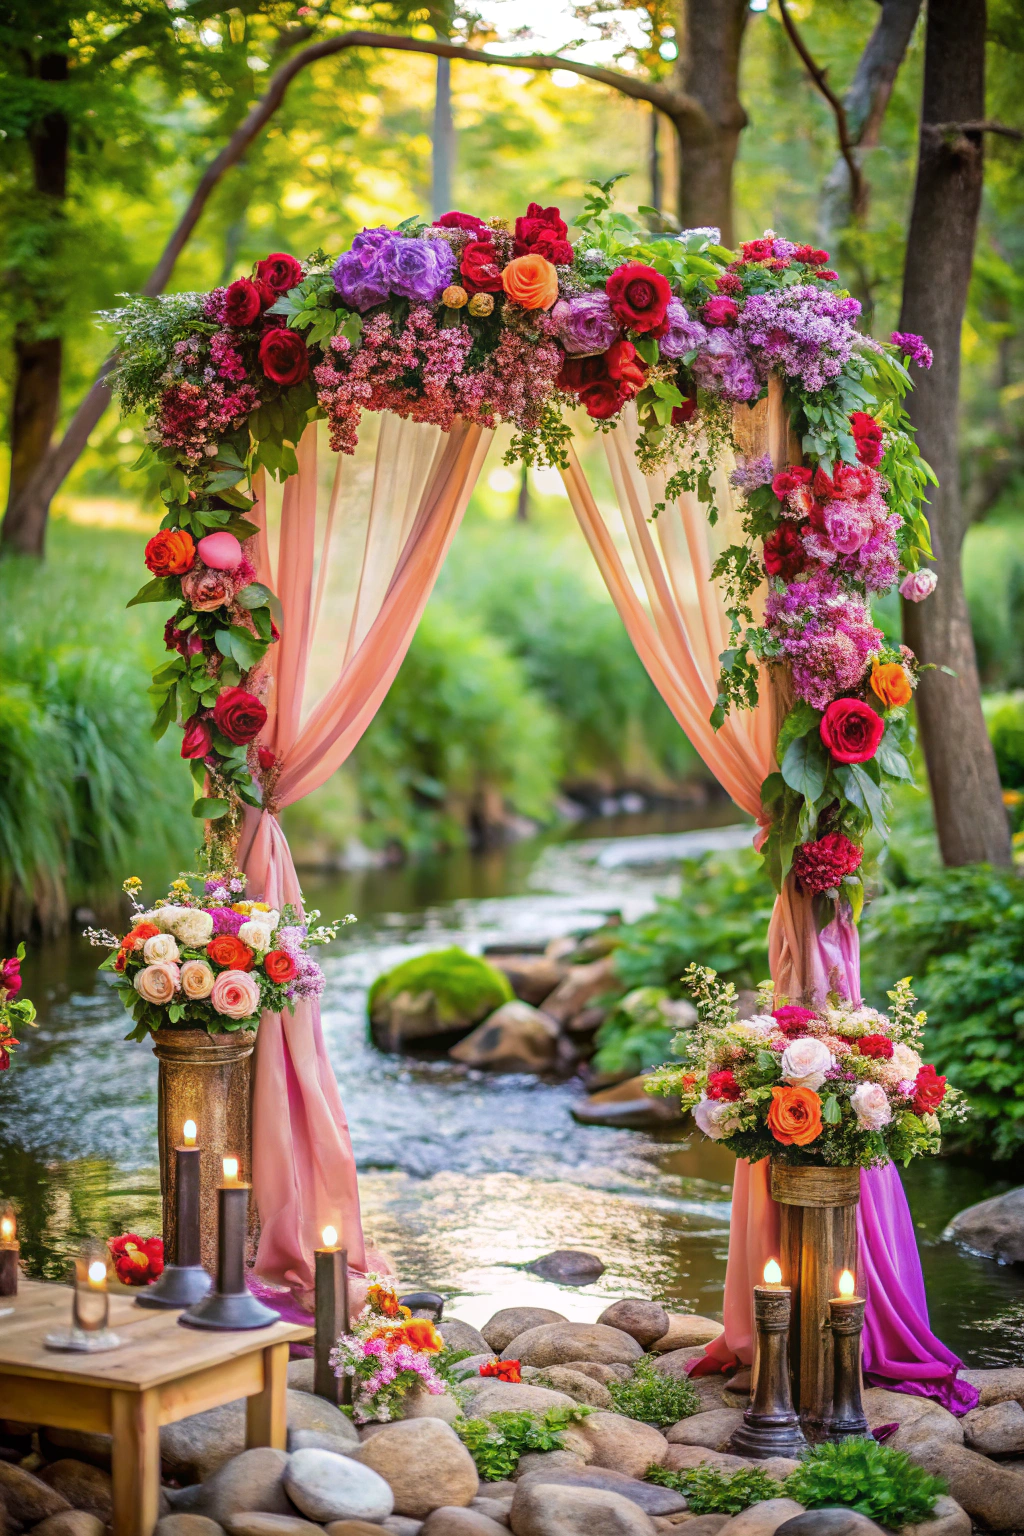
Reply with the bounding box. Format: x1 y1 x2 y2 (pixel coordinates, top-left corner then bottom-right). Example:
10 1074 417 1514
237 414 492 1299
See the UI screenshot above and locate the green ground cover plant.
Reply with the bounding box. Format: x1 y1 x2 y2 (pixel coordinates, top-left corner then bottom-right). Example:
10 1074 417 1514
454 1405 591 1481
784 1437 945 1525
607 1354 700 1426
645 1465 782 1514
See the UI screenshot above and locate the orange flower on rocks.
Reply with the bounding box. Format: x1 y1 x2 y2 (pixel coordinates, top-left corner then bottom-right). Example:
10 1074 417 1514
501 254 559 311
480 1357 521 1382
144 528 196 578
767 1085 823 1146
870 660 912 709
367 1282 406 1319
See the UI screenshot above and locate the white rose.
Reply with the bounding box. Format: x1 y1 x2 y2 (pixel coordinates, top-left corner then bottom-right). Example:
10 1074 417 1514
238 920 272 952
890 1043 922 1081
781 1037 835 1092
851 1081 892 1132
249 907 280 931
153 904 188 934
170 907 214 948
143 932 179 965
693 1098 741 1141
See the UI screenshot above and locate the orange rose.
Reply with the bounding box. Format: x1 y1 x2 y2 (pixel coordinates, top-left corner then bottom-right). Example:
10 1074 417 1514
124 922 161 952
502 254 559 311
389 1319 444 1353
145 528 196 578
206 934 255 972
870 660 912 709
767 1085 823 1146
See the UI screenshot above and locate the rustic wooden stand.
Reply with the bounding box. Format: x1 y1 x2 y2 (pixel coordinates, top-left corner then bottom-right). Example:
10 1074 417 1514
772 1162 860 1438
0 1279 311 1536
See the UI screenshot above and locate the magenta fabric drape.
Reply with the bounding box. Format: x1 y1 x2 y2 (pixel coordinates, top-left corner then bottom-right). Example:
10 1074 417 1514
237 414 492 1301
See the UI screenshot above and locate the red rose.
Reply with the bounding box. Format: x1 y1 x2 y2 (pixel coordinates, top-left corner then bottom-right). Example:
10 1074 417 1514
557 354 607 392
254 253 303 296
771 467 813 500
459 239 504 294
181 716 212 760
207 934 255 971
257 747 276 772
145 528 196 578
259 328 309 387
820 698 884 764
223 278 263 327
604 338 646 396
579 379 624 420
818 270 839 281
741 238 773 263
858 1034 895 1060
834 463 875 499
671 391 697 426
913 1064 947 1115
213 687 267 745
806 248 830 265
513 203 572 265
763 524 807 581
850 411 884 467
772 1005 818 1038
607 263 672 333
436 210 490 234
707 1069 741 1102
264 949 297 984
702 297 739 328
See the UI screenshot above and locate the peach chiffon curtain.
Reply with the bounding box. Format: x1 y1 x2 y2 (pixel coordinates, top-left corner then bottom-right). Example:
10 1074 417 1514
236 413 492 1298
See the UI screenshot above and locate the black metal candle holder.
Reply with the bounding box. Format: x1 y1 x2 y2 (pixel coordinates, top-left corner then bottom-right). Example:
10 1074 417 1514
180 1176 277 1331
138 1135 211 1310
729 1283 809 1460
826 1292 870 1440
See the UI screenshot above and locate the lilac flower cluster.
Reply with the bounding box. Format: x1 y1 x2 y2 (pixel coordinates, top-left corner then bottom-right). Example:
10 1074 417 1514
739 285 862 393
891 331 934 370
273 924 325 1001
552 291 620 354
658 300 707 360
730 454 774 493
690 328 759 401
332 229 456 312
765 572 883 710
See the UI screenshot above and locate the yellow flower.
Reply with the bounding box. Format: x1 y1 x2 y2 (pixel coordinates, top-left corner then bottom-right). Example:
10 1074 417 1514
468 292 495 318
232 902 253 915
122 876 142 894
1003 789 1022 807
251 902 271 912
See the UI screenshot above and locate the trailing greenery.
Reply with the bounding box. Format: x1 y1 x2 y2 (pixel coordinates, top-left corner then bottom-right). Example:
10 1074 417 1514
606 1354 699 1426
783 1437 945 1526
367 947 513 1026
645 1464 783 1514
454 1406 591 1482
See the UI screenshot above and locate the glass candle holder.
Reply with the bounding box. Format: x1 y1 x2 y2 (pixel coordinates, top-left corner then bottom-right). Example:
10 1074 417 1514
72 1242 111 1332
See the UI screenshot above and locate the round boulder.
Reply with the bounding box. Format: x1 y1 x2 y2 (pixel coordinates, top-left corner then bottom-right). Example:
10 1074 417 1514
421 1509 509 1535
32 1516 107 1536
525 1251 605 1284
38 1460 112 1524
526 1366 613 1408
284 1449 393 1524
0 1464 72 1525
350 1419 479 1518
596 1300 670 1350
509 1482 657 1535
572 1412 667 1480
774 1512 879 1536
459 1379 577 1420
438 1319 491 1356
449 1002 559 1073
202 1449 292 1525
482 1308 567 1354
502 1323 642 1369
649 1315 724 1352
665 1408 745 1452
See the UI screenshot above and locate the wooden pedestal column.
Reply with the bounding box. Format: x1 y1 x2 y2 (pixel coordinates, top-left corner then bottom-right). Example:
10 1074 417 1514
771 1162 859 1439
152 1028 257 1273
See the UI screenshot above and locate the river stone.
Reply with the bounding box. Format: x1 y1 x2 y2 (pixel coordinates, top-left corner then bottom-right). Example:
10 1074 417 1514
899 1495 972 1536
959 1365 1024 1407
32 1514 107 1536
539 959 617 1025
165 1486 213 1514
650 1317 724 1353
572 1412 667 1480
420 1509 509 1535
862 1389 963 1454
382 1522 424 1536
665 1409 744 1452
351 1420 479 1518
652 1347 714 1379
472 1493 513 1520
200 1448 293 1523
482 1310 568 1354
774 1513 879 1536
38 1427 113 1471
0 1463 71 1524
525 1252 606 1285
659 1445 750 1475
284 1448 394 1523
516 1467 685 1515
36 1460 112 1523
439 1320 491 1356
287 1390 359 1441
326 1525 412 1536
287 1359 315 1393
224 1516 323 1536
946 1185 1024 1263
289 1429 363 1455
675 1521 729 1536
488 954 566 1007
475 1482 517 1502
571 1079 683 1131
596 1301 670 1351
160 1402 248 1482
502 1324 641 1369
510 1482 657 1536
450 1003 559 1074
963 1397 1024 1454
399 1382 462 1424
460 1380 577 1418
154 1519 225 1536
562 1362 633 1386
897 1437 1024 1528
527 1366 612 1408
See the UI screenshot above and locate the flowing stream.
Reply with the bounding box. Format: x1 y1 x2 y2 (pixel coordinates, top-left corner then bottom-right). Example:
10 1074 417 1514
2 808 1022 1363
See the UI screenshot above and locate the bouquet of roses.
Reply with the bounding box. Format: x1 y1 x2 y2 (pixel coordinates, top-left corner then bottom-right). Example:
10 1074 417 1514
89 872 346 1041
648 964 967 1169
330 1277 451 1423
0 945 36 1069
108 1233 165 1286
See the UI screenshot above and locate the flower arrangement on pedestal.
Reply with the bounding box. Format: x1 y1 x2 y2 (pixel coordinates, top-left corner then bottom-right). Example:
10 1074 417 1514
329 1277 452 1423
0 946 36 1069
650 965 967 1167
88 873 345 1039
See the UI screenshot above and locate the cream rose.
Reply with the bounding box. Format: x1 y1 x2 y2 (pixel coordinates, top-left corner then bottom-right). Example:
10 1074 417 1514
152 904 188 934
693 1097 741 1140
238 920 272 953
890 1042 923 1082
781 1037 835 1092
143 932 180 965
851 1081 892 1132
180 960 216 1000
210 968 261 1021
168 907 215 948
134 962 180 1006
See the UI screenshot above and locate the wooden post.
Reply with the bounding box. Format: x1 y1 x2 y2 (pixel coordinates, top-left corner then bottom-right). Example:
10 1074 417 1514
110 1388 161 1536
245 1340 290 1449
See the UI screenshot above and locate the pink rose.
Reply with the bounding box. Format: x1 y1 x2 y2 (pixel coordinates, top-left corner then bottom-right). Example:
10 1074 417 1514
134 962 180 1006
182 566 233 612
780 1037 834 1091
851 1081 892 1131
210 968 261 1021
899 569 937 603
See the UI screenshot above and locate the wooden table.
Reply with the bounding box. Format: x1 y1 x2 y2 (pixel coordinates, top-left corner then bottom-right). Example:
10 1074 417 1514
0 1281 313 1536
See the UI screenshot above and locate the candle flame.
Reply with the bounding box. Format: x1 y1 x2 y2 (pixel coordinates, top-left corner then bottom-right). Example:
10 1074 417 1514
87 1260 107 1286
763 1258 783 1285
183 1120 197 1146
222 1157 239 1183
0 1216 14 1243
838 1269 855 1297
321 1225 338 1248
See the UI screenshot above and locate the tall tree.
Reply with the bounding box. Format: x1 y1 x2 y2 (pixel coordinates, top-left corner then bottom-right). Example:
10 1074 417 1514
897 0 1012 864
672 0 750 240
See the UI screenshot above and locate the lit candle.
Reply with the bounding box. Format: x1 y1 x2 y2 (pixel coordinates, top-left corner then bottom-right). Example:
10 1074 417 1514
72 1244 110 1333
826 1269 869 1440
222 1157 240 1186
137 1119 211 1310
729 1258 807 1459
183 1119 197 1147
762 1257 783 1287
314 1223 350 1407
0 1209 19 1297
179 1155 277 1331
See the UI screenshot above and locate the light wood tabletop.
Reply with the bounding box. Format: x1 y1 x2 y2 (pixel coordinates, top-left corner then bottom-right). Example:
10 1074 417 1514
0 1279 313 1536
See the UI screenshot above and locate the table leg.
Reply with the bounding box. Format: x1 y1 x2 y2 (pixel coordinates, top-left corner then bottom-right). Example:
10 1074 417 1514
111 1388 161 1536
245 1340 289 1449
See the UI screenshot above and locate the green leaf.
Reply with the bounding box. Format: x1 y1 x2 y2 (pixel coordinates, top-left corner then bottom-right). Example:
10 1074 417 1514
151 690 176 742
236 582 274 610
781 732 828 803
128 576 179 607
822 1094 842 1125
191 797 229 820
776 700 820 762
228 625 268 670
876 730 914 782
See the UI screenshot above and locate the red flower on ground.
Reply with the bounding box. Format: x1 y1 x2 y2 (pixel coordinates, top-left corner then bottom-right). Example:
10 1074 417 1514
254 253 303 296
707 1069 741 1102
791 832 864 895
607 263 672 333
213 687 267 746
772 1005 818 1038
764 524 808 581
145 528 196 579
180 716 212 760
741 238 773 263
858 1034 895 1061
850 411 884 467
513 203 572 264
207 934 255 972
701 297 739 328
263 950 297 984
459 239 504 294
222 278 263 327
913 1064 947 1115
480 1358 522 1382
820 699 884 764
259 328 309 387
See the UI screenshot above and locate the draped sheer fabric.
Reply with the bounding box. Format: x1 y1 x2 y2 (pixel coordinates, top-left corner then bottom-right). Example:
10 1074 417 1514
237 413 492 1299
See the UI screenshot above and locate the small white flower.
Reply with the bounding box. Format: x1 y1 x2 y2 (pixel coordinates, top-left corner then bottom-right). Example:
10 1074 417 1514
851 1081 892 1132
153 904 188 934
781 1037 834 1092
238 920 273 952
143 932 179 965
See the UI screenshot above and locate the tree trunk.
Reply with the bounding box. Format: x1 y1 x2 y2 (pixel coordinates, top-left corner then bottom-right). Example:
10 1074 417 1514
671 0 750 242
897 0 1011 866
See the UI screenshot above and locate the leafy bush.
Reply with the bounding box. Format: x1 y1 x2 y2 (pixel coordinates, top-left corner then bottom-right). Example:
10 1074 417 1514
783 1437 945 1526
986 692 1024 788
607 1354 699 1426
592 986 677 1077
454 1405 591 1481
645 1464 783 1514
368 947 513 1026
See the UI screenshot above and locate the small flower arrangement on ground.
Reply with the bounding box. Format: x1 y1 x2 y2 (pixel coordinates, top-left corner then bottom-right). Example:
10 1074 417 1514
88 873 345 1041
108 1233 164 1285
0 946 36 1069
648 964 967 1168
330 1277 452 1423
479 1357 522 1383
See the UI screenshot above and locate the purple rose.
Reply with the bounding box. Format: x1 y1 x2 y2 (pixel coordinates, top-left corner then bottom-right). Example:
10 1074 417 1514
332 227 394 311
554 291 621 355
207 906 245 937
384 235 455 302
657 299 707 360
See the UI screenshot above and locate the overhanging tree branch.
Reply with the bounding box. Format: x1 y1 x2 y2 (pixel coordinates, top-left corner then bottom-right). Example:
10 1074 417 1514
777 0 868 220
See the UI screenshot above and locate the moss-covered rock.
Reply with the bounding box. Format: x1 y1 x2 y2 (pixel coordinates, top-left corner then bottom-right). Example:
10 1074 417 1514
368 947 514 1050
